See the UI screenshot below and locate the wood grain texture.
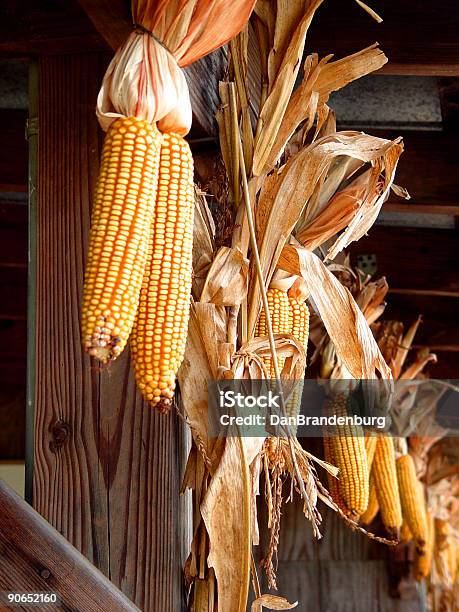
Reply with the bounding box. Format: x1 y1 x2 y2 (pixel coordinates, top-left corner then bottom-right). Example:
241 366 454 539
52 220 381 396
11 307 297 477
33 53 190 611
0 479 139 611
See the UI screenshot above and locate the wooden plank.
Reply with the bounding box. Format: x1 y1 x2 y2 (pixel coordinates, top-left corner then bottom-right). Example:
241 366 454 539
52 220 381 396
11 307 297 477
305 0 459 76
350 226 459 294
32 52 189 610
384 202 459 216
371 130 459 207
0 479 139 611
0 0 107 56
0 111 28 192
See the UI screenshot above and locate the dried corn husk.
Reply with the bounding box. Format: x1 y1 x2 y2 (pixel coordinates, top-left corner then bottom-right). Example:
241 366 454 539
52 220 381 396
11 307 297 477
97 0 257 133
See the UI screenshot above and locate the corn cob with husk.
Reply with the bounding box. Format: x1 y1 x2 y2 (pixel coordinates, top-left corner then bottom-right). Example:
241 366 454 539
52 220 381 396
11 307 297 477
323 393 369 520
285 279 310 426
360 475 379 525
256 287 291 379
131 133 194 411
414 510 434 580
372 436 403 539
396 453 428 551
81 117 162 362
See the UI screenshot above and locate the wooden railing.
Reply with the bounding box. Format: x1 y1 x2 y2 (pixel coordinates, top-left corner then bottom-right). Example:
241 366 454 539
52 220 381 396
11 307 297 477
0 479 139 611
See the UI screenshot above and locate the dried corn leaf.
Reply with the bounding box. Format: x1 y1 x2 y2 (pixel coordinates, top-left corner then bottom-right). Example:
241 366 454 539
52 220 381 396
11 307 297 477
193 189 215 298
178 302 226 459
266 44 388 170
249 132 404 335
392 316 421 379
201 436 252 612
200 246 249 306
279 244 392 380
252 0 325 176
252 594 298 611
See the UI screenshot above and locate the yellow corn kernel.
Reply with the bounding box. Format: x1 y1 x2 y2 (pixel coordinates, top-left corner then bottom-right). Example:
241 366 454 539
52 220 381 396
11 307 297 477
360 475 379 525
323 394 369 520
131 133 194 412
372 436 403 539
414 510 434 580
81 116 161 362
396 453 428 550
256 288 290 379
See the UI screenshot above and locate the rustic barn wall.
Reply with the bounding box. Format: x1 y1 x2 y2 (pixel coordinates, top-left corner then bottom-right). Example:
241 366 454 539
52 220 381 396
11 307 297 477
256 494 426 612
32 53 190 611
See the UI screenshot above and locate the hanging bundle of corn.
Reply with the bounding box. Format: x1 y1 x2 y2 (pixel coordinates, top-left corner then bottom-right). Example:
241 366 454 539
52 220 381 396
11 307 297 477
82 0 256 408
323 393 369 519
372 436 402 539
396 452 428 551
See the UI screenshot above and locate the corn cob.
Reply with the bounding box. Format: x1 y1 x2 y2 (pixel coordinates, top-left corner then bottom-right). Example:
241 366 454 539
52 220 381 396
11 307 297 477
323 394 369 519
447 537 457 584
400 520 413 544
414 510 434 580
81 117 161 362
131 133 194 412
285 297 309 425
323 435 347 513
360 475 379 525
372 436 402 539
365 434 378 471
256 288 291 379
396 454 428 550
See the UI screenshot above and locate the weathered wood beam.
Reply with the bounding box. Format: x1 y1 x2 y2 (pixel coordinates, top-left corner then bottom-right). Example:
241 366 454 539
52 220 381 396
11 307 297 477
78 0 224 136
32 52 189 610
371 130 459 206
306 0 459 76
0 479 139 611
384 203 459 216
350 226 459 294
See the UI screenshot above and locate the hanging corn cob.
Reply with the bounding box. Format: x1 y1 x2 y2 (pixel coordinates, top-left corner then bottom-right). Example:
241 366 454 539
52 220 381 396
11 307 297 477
360 475 379 525
256 287 291 379
365 433 378 471
372 436 402 539
400 520 413 544
414 510 434 581
131 133 194 411
81 117 162 362
396 453 428 551
323 393 369 520
285 288 310 424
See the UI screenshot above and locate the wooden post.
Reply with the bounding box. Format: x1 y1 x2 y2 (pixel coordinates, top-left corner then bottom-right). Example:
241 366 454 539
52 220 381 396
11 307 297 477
31 53 190 611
